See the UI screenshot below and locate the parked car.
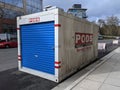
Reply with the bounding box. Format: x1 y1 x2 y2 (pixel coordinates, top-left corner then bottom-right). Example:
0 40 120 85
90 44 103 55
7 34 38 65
0 40 17 48
0 33 17 48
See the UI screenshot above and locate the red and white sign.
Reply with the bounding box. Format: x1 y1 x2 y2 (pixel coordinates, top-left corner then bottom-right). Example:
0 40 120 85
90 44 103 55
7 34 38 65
98 43 106 50
29 17 40 23
75 33 93 48
113 40 119 45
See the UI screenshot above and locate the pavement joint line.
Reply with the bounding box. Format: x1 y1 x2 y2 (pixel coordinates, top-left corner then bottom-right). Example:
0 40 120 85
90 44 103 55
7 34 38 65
101 53 120 89
98 57 116 90
64 47 119 90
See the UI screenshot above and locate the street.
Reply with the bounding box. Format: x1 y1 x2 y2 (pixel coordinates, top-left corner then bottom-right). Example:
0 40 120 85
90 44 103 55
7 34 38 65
0 48 57 90
0 48 17 72
0 39 119 90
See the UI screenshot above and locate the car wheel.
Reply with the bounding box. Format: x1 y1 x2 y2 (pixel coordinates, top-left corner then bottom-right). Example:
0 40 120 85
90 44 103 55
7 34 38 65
5 45 10 48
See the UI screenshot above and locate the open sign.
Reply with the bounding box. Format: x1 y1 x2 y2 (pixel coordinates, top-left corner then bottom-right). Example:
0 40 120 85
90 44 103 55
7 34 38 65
75 33 93 48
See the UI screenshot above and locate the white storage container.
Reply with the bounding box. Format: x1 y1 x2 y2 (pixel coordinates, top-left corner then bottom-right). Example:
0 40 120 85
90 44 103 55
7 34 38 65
17 8 98 82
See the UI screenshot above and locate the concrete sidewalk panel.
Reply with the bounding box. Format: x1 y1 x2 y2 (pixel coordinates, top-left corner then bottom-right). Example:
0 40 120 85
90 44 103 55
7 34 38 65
86 72 109 83
73 79 102 90
109 71 120 79
72 87 87 90
104 77 120 87
52 47 120 90
52 69 89 90
99 84 120 90
64 48 118 90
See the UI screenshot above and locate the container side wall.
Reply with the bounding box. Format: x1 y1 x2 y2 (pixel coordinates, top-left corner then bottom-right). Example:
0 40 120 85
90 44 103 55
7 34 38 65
58 11 98 81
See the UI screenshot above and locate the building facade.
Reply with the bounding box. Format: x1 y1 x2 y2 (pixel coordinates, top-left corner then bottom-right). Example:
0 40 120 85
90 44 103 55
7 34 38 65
67 4 87 19
0 0 43 33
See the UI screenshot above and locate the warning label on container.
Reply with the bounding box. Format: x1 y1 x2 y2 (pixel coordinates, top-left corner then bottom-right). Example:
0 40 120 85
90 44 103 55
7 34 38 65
75 32 93 48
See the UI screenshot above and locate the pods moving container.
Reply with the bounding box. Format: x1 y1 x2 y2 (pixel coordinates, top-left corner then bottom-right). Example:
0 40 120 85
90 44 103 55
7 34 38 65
17 8 98 82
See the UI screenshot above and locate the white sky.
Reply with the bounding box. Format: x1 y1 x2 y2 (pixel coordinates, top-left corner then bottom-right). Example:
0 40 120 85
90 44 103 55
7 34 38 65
43 0 120 21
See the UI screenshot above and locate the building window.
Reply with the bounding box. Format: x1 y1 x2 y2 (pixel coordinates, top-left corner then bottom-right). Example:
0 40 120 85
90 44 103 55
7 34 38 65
2 24 15 33
0 0 23 8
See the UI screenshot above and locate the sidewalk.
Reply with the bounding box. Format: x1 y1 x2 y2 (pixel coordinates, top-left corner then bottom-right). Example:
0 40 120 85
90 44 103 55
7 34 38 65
53 47 120 90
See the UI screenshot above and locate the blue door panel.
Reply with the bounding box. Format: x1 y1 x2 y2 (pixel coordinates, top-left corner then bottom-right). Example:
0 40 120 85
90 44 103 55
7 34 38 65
20 21 55 75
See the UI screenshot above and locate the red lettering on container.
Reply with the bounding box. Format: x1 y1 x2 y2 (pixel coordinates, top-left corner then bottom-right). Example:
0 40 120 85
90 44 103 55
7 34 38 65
29 17 40 23
75 33 93 48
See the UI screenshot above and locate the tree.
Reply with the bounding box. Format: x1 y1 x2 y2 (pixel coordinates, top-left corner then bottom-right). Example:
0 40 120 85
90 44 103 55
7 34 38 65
97 19 106 35
98 19 105 28
106 16 120 26
106 16 120 36
98 16 120 36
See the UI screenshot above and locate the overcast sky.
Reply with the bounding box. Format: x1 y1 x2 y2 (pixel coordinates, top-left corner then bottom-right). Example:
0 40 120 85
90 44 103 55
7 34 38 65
43 0 120 21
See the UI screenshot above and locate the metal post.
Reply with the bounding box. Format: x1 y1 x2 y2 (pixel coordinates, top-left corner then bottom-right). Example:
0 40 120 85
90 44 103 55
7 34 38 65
0 8 4 33
40 0 43 11
22 0 27 14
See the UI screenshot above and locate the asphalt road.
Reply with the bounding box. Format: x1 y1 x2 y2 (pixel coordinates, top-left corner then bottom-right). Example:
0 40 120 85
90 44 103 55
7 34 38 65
0 68 57 90
0 48 57 90
0 39 119 90
0 48 17 72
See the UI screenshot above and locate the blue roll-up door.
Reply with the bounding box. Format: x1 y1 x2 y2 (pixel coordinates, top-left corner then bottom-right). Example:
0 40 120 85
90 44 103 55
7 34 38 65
20 21 55 75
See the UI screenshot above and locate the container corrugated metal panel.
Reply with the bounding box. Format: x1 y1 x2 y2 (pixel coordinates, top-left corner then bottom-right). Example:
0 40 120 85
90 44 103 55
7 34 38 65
20 21 55 75
17 8 98 82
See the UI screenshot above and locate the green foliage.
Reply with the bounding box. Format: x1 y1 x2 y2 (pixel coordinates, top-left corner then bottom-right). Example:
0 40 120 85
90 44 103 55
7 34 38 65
98 15 120 36
103 35 117 39
106 16 119 26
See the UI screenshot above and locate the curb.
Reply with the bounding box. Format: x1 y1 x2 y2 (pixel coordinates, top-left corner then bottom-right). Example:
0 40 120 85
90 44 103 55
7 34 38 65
64 48 119 90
